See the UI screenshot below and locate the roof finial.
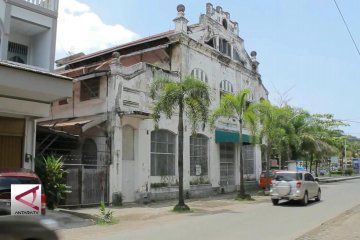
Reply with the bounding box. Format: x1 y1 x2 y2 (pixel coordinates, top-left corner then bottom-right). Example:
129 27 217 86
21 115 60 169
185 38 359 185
177 4 185 13
173 4 188 33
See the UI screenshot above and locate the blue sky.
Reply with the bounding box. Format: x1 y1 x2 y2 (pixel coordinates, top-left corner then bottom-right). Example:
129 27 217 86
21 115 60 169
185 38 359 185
56 0 360 137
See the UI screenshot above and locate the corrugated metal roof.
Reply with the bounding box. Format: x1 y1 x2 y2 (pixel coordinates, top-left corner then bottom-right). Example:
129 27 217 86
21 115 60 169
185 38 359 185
63 30 176 65
39 115 103 127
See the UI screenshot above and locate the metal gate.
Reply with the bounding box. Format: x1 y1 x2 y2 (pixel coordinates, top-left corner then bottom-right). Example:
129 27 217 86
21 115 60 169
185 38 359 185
62 164 109 206
220 142 235 186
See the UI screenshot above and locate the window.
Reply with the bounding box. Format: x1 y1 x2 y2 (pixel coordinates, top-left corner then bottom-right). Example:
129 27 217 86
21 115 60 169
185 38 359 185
80 78 100 101
243 145 254 175
0 29 2 56
305 173 314 181
275 173 302 181
8 42 28 64
82 138 97 164
191 68 208 83
151 130 175 176
219 38 231 57
58 98 68 105
220 80 234 98
205 37 215 48
122 125 134 160
222 19 228 29
190 134 208 176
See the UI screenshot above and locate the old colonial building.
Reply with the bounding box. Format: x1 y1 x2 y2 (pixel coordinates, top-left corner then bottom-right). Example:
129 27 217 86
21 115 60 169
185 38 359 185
39 3 268 205
0 0 72 169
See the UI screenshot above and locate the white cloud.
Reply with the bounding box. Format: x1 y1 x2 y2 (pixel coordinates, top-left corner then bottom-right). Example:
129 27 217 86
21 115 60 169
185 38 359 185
56 0 139 59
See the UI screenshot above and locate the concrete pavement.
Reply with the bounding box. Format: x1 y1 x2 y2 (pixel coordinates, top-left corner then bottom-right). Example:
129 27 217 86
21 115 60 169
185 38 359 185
57 192 269 224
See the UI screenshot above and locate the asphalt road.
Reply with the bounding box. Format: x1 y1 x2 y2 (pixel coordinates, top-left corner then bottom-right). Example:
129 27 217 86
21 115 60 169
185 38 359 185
62 179 360 240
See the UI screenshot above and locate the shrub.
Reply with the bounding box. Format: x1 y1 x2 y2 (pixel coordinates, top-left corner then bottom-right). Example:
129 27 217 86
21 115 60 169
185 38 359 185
345 168 353 176
96 201 115 224
35 155 70 209
150 182 168 188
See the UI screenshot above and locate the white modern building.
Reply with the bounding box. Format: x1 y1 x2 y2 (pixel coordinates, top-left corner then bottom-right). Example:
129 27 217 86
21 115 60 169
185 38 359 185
0 0 72 169
39 3 268 205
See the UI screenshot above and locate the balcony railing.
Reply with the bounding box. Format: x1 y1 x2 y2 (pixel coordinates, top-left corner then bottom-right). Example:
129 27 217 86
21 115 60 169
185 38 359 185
22 0 58 11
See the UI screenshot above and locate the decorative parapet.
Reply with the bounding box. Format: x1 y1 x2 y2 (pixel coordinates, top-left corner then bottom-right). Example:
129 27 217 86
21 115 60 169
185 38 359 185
205 3 239 36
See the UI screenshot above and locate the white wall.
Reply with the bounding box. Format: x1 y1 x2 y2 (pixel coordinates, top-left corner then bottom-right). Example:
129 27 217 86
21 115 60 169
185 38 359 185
32 29 52 69
11 6 52 28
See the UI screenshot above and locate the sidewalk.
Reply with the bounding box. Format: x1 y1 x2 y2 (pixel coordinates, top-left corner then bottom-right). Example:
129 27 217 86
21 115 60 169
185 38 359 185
58 192 269 223
318 175 360 183
58 175 360 229
297 203 360 240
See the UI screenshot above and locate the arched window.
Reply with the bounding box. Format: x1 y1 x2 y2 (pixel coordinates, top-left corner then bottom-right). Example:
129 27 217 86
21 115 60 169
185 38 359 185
82 138 97 164
190 134 208 176
220 80 234 99
122 125 134 160
222 19 228 29
191 68 208 83
151 130 175 176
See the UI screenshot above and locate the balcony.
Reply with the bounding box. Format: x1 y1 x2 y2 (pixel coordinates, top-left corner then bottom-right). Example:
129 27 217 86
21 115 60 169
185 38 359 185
10 0 58 12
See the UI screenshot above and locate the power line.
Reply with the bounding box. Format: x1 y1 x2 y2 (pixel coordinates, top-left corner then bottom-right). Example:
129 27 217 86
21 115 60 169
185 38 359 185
340 119 360 124
333 0 360 57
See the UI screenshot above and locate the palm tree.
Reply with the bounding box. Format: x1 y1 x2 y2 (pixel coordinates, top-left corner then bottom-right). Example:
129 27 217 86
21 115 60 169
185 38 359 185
150 75 210 211
252 101 288 190
209 89 256 199
296 113 344 175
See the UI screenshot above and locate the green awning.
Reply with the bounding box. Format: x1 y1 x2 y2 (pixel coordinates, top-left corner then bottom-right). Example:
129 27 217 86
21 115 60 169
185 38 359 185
215 130 251 143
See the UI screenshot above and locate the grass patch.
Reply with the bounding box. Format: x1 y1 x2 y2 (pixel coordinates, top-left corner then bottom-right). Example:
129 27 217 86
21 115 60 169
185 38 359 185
95 217 119 225
235 194 255 201
172 204 192 213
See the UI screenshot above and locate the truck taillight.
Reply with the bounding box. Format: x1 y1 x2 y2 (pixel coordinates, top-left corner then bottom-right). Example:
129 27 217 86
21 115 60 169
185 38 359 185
296 181 302 189
41 193 46 215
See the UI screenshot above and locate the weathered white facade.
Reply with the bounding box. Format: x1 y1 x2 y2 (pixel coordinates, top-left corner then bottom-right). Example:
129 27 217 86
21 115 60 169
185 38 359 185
0 0 72 169
47 3 268 204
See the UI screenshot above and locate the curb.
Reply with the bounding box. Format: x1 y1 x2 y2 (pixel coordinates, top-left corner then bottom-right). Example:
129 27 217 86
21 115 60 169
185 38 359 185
57 209 97 221
319 176 360 183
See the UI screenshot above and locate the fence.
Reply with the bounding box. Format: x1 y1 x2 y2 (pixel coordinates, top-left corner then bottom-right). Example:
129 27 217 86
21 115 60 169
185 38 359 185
61 164 109 207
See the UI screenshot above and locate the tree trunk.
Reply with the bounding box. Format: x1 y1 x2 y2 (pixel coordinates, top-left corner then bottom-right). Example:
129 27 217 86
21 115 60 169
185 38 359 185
174 100 189 211
278 151 282 170
315 160 319 177
287 145 291 161
265 143 272 191
309 153 313 173
238 120 246 197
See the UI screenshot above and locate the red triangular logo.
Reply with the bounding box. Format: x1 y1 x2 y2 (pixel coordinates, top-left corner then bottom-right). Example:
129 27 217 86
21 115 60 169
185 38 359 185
15 185 40 211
